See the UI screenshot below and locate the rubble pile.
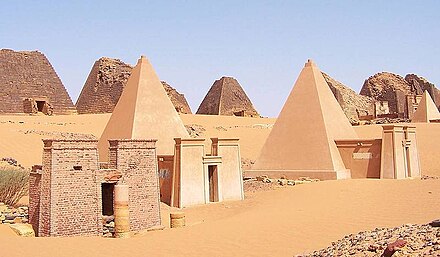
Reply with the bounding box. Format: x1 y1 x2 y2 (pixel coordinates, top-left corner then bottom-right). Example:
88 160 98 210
297 223 440 257
0 202 28 224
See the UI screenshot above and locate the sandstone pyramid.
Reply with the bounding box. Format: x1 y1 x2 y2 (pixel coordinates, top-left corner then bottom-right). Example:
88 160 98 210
412 91 440 123
76 57 132 114
0 49 76 114
405 74 440 108
252 60 357 180
76 57 192 114
196 76 259 117
322 72 374 123
98 56 188 160
161 81 192 114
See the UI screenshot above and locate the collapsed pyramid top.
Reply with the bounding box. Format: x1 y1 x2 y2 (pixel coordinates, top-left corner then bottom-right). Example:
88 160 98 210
252 59 357 179
98 56 188 160
196 76 259 117
412 91 440 123
75 57 132 114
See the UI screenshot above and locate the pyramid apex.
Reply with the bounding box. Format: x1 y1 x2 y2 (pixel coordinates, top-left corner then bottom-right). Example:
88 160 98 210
137 55 148 65
305 59 317 68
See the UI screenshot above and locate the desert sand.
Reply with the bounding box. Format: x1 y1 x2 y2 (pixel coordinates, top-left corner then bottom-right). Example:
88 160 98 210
0 113 276 168
1 178 439 256
1 113 440 256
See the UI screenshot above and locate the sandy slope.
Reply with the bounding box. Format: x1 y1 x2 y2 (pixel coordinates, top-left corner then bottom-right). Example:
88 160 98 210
2 113 440 176
0 113 275 167
2 179 439 256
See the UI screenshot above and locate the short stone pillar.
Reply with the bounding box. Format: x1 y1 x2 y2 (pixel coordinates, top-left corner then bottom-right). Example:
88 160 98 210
170 212 185 228
114 184 130 238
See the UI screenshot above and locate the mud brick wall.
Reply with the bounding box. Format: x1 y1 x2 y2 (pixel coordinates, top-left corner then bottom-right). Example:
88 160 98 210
28 169 42 236
197 76 259 117
108 139 161 231
0 49 76 114
39 140 101 237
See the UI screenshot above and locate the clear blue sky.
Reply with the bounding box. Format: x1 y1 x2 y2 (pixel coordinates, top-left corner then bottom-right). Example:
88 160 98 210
1 1 439 117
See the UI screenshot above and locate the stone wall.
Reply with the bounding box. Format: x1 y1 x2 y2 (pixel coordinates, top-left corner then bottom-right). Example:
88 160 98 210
0 49 76 114
75 57 192 114
196 77 259 117
108 139 161 231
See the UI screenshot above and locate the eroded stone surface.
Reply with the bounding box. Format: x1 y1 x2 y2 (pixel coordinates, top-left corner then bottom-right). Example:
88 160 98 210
322 72 374 123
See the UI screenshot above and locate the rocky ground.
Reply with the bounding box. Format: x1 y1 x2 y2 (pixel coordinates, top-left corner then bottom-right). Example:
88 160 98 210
297 223 440 257
243 176 319 194
0 203 28 224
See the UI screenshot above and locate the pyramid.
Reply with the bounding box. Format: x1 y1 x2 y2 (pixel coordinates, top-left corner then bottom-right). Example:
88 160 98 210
252 60 358 180
412 91 440 122
98 56 188 160
196 77 259 117
76 57 132 114
0 49 76 114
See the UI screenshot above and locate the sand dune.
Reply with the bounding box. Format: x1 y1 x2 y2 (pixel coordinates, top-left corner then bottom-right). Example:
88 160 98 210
0 113 275 168
1 179 439 256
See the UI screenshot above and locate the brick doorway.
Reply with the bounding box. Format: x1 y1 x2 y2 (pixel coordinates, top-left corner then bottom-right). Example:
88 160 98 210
101 183 115 216
36 100 46 112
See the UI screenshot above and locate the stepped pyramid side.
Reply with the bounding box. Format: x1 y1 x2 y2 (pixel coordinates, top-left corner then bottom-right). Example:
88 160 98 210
412 91 440 122
252 60 357 180
98 56 188 160
196 77 259 117
76 57 132 114
0 49 76 114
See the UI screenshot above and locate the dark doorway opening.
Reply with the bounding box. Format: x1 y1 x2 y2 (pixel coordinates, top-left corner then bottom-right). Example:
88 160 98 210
36 101 45 112
101 183 114 216
233 110 245 117
208 165 218 202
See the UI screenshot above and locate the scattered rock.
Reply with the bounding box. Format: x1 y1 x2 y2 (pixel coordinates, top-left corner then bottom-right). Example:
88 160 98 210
296 223 440 256
185 124 205 138
0 203 29 225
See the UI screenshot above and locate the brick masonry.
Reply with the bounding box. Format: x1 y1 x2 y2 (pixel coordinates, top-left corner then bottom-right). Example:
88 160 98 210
30 139 161 237
108 139 161 232
0 49 76 114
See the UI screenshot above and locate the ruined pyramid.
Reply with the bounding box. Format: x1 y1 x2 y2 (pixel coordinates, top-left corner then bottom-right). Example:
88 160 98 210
76 57 132 114
196 76 259 117
98 56 188 160
75 57 192 114
412 91 440 123
252 60 358 180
